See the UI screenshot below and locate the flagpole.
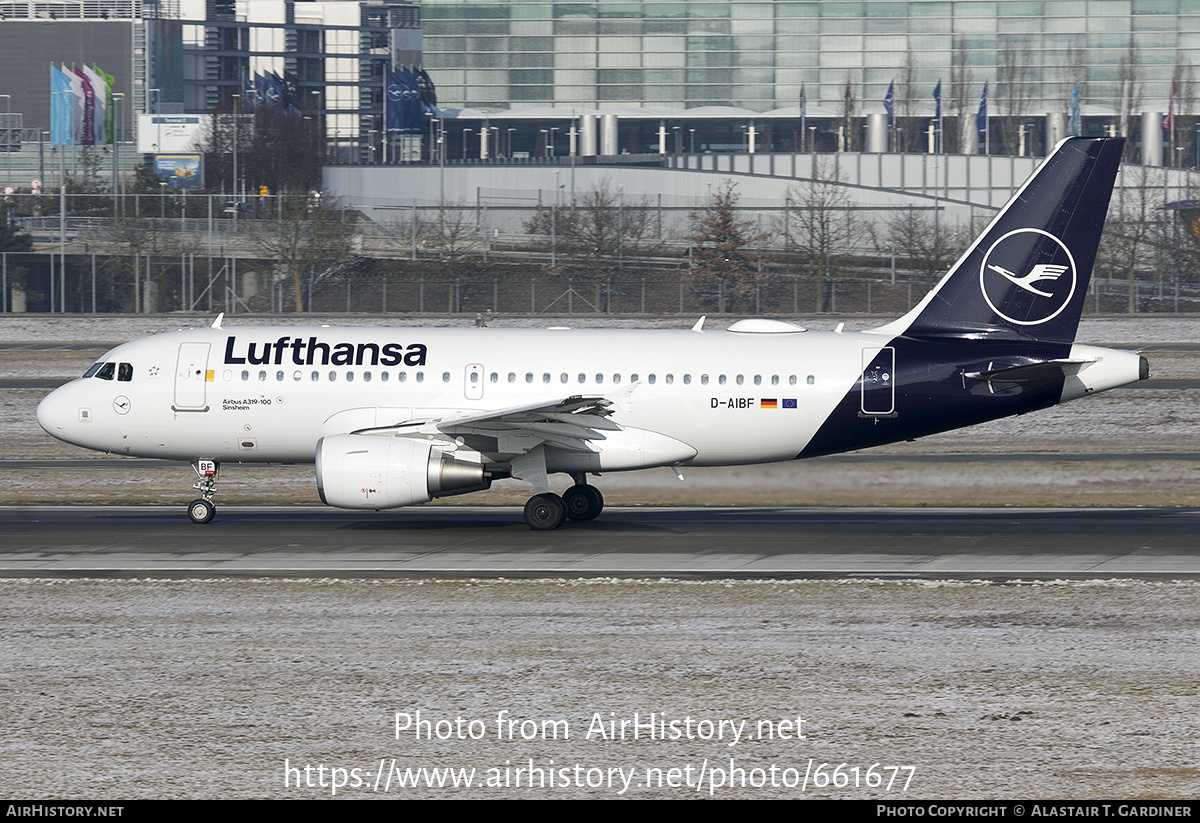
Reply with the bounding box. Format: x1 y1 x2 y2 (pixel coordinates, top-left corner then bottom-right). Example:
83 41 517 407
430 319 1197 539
382 67 388 164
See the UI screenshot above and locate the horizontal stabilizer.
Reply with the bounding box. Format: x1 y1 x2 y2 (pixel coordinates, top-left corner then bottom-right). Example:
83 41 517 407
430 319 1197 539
965 359 1092 383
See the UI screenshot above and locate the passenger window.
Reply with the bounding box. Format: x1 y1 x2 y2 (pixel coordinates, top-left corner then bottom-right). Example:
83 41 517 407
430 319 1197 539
347 372 355 382
470 372 479 384
328 371 337 382
276 370 284 381
789 375 798 385
117 363 133 382
648 374 656 384
719 375 726 385
665 374 674 384
416 372 424 383
293 371 302 381
311 371 319 382
701 374 709 385
525 373 533 383
442 372 450 383
595 374 603 384
509 373 516 383
543 373 551 383
736 375 744 385
399 372 407 382
807 375 815 385
613 374 621 384
258 370 267 381
241 370 249 381
578 373 585 384
364 371 372 382
381 372 389 382
683 374 691 385
754 375 762 386
771 375 779 385
630 373 638 383
561 373 569 384
490 372 498 383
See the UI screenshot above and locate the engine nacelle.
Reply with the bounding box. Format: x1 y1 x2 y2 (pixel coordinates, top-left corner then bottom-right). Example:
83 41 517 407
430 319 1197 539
315 433 488 510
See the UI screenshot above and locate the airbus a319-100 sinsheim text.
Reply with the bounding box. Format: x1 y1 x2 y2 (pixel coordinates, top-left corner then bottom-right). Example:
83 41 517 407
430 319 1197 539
37 137 1147 529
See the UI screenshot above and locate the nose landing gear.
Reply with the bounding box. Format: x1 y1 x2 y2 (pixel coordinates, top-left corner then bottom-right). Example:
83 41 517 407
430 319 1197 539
187 459 219 524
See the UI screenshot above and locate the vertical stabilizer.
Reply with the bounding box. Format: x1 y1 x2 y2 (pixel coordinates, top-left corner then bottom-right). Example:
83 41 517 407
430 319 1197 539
875 137 1124 344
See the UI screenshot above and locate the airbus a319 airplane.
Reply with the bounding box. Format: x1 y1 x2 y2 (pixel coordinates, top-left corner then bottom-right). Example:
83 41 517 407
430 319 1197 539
37 137 1147 529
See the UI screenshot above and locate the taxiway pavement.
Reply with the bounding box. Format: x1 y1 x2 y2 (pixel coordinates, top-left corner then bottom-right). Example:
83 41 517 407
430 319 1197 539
3 505 1197 578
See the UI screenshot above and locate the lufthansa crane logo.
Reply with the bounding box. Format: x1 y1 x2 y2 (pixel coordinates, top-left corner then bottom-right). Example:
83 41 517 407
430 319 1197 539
978 228 1077 326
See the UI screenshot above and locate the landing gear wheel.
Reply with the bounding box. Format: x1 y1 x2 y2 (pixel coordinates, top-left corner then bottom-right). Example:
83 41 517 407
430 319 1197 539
187 498 216 524
563 484 604 521
524 493 567 530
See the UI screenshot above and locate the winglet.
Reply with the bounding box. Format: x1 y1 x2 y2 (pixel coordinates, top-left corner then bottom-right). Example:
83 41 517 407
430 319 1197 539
692 316 706 332
211 312 225 329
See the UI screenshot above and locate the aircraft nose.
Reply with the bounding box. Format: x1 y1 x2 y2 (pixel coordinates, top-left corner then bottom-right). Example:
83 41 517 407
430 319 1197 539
37 384 72 441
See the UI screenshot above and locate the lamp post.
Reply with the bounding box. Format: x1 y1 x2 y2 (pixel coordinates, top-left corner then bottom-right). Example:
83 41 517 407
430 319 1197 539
0 95 10 192
112 92 124 214
230 93 240 203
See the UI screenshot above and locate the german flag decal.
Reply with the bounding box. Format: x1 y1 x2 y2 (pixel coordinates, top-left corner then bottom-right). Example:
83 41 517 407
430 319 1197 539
760 399 777 409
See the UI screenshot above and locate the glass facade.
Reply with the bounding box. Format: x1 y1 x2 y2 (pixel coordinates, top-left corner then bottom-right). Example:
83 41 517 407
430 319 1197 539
420 0 1200 114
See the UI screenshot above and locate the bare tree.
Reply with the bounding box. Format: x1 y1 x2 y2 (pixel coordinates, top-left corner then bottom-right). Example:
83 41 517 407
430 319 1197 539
244 195 356 311
780 160 858 311
1096 166 1166 313
687 180 770 313
873 207 971 283
997 40 1035 155
524 180 661 283
1167 64 1197 168
419 200 479 261
895 54 921 153
1117 41 1145 162
946 40 974 154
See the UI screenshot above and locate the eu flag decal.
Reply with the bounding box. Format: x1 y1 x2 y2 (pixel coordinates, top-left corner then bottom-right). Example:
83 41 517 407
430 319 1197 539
782 398 797 409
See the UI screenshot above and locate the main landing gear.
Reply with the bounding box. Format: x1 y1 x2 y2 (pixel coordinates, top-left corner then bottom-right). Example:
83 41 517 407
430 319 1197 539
522 476 605 530
187 459 219 524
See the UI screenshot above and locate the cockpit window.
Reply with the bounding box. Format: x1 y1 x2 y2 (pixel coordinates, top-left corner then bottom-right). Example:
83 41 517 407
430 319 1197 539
117 363 133 382
83 362 104 378
94 362 116 381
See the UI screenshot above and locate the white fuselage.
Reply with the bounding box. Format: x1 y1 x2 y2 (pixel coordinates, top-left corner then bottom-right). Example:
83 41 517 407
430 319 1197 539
38 323 878 469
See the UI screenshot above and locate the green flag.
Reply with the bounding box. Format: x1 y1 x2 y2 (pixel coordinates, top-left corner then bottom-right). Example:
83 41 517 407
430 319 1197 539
93 65 115 145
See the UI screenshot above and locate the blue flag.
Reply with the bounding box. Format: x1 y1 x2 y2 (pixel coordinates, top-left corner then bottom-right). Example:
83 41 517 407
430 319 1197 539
1068 79 1081 136
933 80 942 133
50 64 74 146
884 80 894 127
242 70 256 115
385 66 405 133
977 82 988 134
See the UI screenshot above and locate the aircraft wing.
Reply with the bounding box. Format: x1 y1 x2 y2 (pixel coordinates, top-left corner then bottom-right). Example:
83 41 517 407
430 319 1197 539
353 395 621 452
437 395 620 451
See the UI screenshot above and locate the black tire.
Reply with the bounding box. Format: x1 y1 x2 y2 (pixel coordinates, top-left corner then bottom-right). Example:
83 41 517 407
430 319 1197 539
524 493 566 530
563 484 604 521
187 498 216 524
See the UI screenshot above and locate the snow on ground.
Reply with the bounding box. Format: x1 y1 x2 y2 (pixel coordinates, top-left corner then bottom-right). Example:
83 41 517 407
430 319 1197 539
2 312 1200 343
2 577 1197 799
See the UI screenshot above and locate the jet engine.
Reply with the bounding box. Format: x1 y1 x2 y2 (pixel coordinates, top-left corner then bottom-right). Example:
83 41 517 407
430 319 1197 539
316 433 489 510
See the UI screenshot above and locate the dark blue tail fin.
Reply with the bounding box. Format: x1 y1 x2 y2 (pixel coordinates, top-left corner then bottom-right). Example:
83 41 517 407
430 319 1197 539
879 137 1124 344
